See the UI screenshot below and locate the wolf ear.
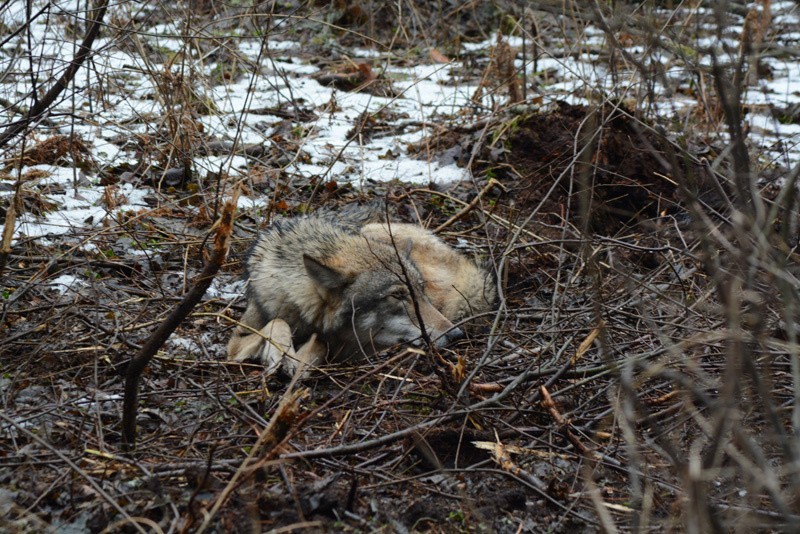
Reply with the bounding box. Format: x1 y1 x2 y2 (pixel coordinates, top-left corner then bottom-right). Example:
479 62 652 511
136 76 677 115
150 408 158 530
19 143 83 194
303 254 349 291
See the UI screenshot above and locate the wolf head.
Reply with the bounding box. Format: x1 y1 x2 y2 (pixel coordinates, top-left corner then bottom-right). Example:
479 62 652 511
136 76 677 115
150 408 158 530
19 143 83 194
302 253 463 356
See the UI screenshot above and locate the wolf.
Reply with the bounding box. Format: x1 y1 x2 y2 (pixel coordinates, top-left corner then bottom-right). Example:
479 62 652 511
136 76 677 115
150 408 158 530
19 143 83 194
227 209 495 375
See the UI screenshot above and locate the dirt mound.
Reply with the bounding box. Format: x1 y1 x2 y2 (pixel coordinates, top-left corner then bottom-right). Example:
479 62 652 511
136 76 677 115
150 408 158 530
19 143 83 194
502 102 681 232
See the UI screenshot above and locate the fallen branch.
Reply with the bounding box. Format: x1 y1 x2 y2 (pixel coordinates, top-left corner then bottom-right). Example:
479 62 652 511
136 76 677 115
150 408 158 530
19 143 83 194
121 191 238 450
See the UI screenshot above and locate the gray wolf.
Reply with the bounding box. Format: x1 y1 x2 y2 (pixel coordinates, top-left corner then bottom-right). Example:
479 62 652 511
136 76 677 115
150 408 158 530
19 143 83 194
228 209 495 375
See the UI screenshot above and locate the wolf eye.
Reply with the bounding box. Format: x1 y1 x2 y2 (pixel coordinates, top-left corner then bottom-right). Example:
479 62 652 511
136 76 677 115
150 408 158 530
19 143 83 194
389 287 408 300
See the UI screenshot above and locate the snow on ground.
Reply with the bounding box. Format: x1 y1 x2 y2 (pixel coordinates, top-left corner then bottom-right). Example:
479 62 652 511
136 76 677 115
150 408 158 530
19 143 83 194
12 166 151 241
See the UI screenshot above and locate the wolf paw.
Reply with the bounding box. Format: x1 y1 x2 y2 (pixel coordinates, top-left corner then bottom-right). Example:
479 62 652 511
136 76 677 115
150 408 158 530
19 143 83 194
283 336 328 377
228 318 295 374
255 318 297 375
229 318 327 378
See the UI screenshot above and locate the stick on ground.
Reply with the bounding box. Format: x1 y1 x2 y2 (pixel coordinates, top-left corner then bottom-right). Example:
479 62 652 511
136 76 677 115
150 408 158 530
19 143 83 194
121 192 238 450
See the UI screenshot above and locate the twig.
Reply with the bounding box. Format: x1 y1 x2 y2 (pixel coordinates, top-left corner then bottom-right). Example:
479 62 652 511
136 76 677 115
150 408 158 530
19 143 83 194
121 191 238 450
433 178 505 234
541 385 589 456
490 434 546 490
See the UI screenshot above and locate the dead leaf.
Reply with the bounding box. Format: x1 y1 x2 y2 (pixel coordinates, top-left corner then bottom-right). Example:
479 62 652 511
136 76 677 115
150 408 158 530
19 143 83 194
429 49 450 63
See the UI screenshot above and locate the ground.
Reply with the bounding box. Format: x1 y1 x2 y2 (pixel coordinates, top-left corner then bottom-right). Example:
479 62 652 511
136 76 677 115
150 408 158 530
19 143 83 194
2 1 800 532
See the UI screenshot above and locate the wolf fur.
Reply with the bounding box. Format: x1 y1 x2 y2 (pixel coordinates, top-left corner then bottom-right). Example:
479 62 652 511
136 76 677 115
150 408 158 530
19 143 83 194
228 209 496 375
